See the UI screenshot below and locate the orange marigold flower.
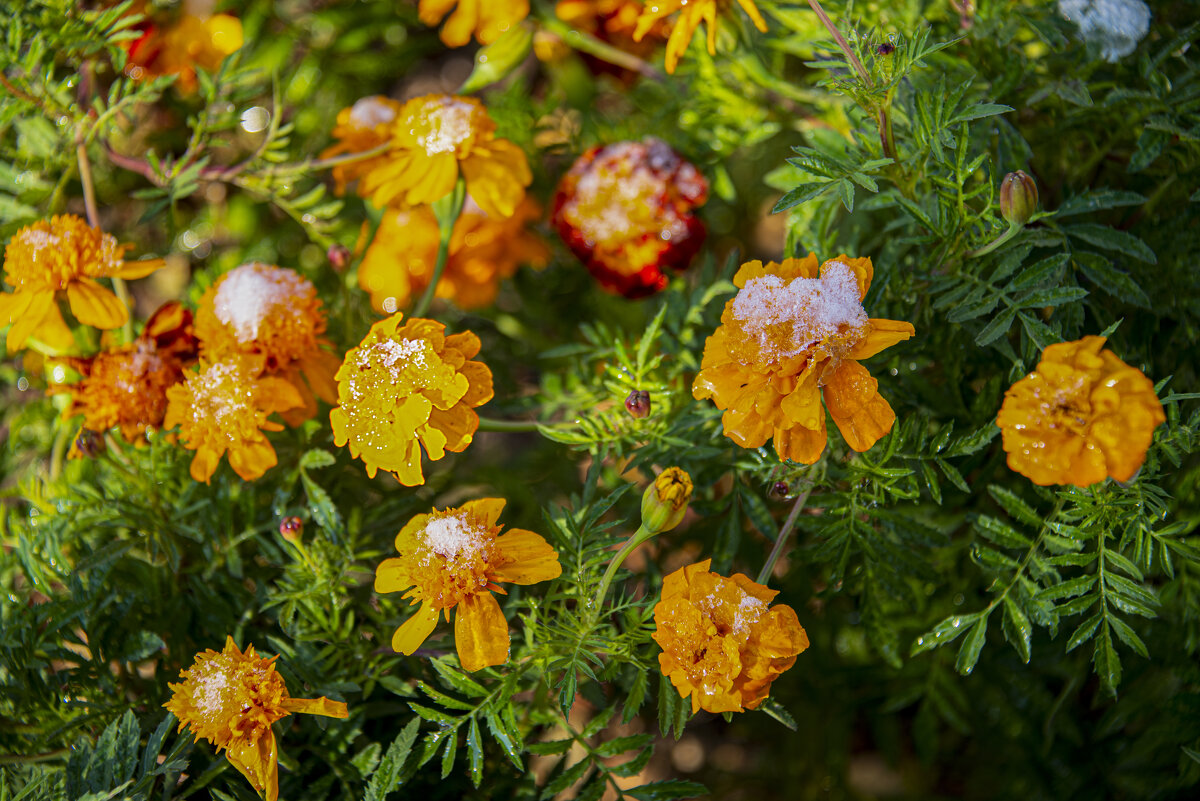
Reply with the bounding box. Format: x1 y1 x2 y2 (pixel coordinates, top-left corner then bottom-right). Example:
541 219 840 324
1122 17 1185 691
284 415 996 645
634 0 768 74
359 197 548 314
996 335 1165 486
356 94 532 219
163 355 304 483
418 0 529 47
321 96 404 194
693 255 915 464
552 138 707 298
123 4 243 91
0 214 164 354
194 263 342 426
330 315 493 486
164 637 347 801
375 499 561 671
52 301 198 443
555 1 667 75
653 559 808 713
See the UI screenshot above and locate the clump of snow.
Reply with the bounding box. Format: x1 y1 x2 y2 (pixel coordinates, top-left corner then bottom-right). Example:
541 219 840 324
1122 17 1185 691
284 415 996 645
356 338 427 384
213 263 310 342
417 99 477 155
193 670 228 714
731 261 867 360
1059 0 1150 62
349 96 397 129
421 514 487 564
731 594 766 635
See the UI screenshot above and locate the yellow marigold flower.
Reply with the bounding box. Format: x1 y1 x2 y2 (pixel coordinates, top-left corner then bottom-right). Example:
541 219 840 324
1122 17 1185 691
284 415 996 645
634 0 768 74
996 335 1165 486
0 215 164 354
358 94 532 219
194 263 342 426
163 355 304 483
641 467 693 533
52 302 198 443
124 6 243 92
321 95 405 194
375 499 561 671
359 197 548 313
419 0 529 47
555 1 667 72
330 315 494 486
164 637 347 801
653 559 808 713
693 255 915 464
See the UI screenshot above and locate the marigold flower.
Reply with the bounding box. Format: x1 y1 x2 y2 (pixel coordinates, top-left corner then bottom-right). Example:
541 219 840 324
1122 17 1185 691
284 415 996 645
123 4 243 91
194 263 341 426
0 215 164 354
163 355 303 483
555 1 666 73
375 499 561 671
418 0 529 47
164 637 348 801
641 467 693 533
356 94 532 219
552 138 707 298
359 197 548 313
654 559 808 713
52 301 198 443
321 95 405 194
634 0 768 74
996 335 1165 486
330 315 493 486
693 255 915 464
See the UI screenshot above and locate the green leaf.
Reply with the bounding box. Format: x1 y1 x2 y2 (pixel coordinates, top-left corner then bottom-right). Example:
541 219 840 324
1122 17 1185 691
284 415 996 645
1073 252 1151 308
974 306 1017 347
485 710 524 770
301 471 344 539
911 613 981 656
439 727 458 780
975 515 1033 548
365 718 421 801
1018 286 1089 309
1066 224 1157 264
1019 311 1060 350
955 616 989 675
300 449 336 469
622 669 649 724
986 485 1041 527
626 780 709 801
945 424 999 457
466 718 483 787
949 102 1013 123
1108 615 1149 659
1056 190 1146 217
1093 625 1122 695
1002 597 1032 663
759 697 798 731
1066 612 1102 652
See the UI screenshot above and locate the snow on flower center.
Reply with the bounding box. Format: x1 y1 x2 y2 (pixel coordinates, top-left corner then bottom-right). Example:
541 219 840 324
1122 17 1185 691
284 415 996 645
188 361 259 436
213 263 312 343
4 216 125 288
730 261 868 363
349 96 397 128
413 98 479 155
411 512 496 608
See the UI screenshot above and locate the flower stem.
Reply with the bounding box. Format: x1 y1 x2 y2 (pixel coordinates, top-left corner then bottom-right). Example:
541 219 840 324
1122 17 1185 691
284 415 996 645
538 16 665 81
412 181 465 318
806 0 872 88
756 481 815 585
593 524 652 609
965 221 1022 259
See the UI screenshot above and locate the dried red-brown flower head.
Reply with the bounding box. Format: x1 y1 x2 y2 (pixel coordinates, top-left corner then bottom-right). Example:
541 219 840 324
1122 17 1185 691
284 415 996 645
552 138 707 298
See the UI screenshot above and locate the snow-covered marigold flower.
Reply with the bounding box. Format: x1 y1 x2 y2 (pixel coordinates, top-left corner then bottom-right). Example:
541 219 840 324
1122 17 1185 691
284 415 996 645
164 355 303 483
359 197 548 313
164 637 347 801
357 94 532 219
123 5 243 91
996 335 1165 487
693 255 915 464
321 95 404 194
0 215 164 353
634 0 768 74
418 0 529 47
552 138 707 298
654 559 808 713
375 499 561 671
330 315 493 487
194 263 341 426
52 302 197 443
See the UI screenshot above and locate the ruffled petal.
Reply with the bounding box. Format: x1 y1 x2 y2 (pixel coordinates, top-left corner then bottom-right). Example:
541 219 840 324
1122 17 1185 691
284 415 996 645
66 279 128 329
454 591 509 672
4 289 53 353
392 601 440 655
492 529 561 584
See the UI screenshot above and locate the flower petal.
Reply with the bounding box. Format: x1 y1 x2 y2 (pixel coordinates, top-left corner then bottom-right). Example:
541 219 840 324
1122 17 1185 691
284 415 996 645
823 255 873 299
822 360 896 452
280 696 349 719
460 497 506 527
227 439 278 482
848 318 915 361
454 591 509 672
492 529 562 584
67 279 128 329
392 601 440 655
225 728 279 801
113 257 165 280
375 557 414 594
4 289 53 353
189 446 223 484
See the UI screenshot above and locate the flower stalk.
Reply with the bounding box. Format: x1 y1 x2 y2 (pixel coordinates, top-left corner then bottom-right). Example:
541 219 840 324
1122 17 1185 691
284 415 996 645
413 179 466 317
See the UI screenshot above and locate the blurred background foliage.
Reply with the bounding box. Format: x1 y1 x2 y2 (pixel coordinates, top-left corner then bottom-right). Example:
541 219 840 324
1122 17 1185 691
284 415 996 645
2 0 1200 800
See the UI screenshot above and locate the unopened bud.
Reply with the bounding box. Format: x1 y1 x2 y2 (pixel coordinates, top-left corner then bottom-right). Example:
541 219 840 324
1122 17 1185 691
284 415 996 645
327 243 351 272
1000 171 1038 226
770 481 790 499
459 23 534 94
71 428 105 459
640 467 693 534
279 516 303 542
625 390 651 419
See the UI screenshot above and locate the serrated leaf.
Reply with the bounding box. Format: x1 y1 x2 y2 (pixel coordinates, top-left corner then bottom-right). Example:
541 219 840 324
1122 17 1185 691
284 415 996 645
300 449 336 469
1009 253 1069 292
1066 612 1102 652
1093 626 1122 695
1073 252 1151 309
986 485 1042 527
466 718 483 786
911 613 981 656
1019 311 1060 349
1018 286 1089 308
1056 189 1146 217
1002 597 1032 663
365 718 421 801
759 697 798 731
975 515 1033 548
439 727 458 780
1108 615 1149 659
955 616 989 675
1066 224 1157 264
974 306 1017 346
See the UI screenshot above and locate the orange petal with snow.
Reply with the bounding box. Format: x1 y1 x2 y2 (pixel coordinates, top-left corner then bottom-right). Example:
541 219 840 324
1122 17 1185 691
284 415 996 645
454 591 509 672
493 529 561 585
822 360 896 452
823 255 873 299
392 601 440 655
67 279 128 329
460 497 506 527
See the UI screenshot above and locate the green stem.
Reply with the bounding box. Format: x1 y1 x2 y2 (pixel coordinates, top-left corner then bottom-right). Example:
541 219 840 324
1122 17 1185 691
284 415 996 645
756 482 812 585
412 181 465 318
592 524 652 609
965 221 1022 259
806 0 872 88
538 16 665 80
476 416 579 433
76 140 133 342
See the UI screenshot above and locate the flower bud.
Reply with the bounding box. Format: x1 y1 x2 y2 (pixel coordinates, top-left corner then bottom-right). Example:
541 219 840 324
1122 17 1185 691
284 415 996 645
71 428 106 459
640 467 693 534
1000 171 1038 226
327 243 351 272
459 23 534 94
769 481 790 499
279 516 303 542
625 390 651 419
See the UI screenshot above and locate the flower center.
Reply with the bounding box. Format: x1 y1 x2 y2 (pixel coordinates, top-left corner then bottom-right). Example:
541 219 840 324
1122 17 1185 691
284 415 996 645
409 97 482 156
409 512 497 609
213 263 314 344
186 360 262 442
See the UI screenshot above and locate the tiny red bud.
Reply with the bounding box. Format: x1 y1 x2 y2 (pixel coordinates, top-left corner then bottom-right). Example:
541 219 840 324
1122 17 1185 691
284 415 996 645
279 516 303 542
876 43 896 56
327 243 351 272
770 481 790 498
625 390 651 419
1000 171 1038 226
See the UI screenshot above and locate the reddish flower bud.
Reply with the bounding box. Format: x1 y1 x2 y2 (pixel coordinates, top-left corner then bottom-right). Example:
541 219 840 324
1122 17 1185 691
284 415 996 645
1000 171 1038 226
327 243 351 272
625 390 651 419
770 481 790 499
279 516 303 542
